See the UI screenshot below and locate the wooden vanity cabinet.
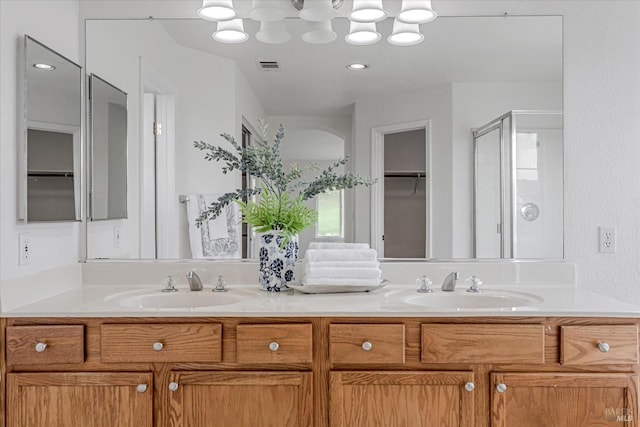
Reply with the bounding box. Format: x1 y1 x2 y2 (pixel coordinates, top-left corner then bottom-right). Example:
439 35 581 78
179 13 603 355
491 372 638 427
167 371 313 426
6 372 153 427
329 371 474 427
3 317 639 427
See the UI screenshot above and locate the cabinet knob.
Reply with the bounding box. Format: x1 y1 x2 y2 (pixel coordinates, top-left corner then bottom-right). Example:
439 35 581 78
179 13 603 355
597 342 610 353
361 341 373 351
496 383 507 393
35 342 47 353
269 341 280 352
136 384 147 393
464 382 475 392
153 341 164 351
168 382 179 392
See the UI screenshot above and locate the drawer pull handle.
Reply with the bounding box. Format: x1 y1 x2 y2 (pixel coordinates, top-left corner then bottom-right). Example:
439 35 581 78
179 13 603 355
168 382 179 392
496 383 507 393
153 342 164 351
35 342 47 353
597 342 610 353
136 384 147 393
269 342 280 352
362 341 373 351
464 382 475 392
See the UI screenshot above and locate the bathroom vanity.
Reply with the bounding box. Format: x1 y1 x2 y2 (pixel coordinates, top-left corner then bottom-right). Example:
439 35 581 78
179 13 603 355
3 279 639 427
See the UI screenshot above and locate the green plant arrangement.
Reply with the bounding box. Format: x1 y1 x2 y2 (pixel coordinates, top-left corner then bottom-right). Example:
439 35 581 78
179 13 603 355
193 121 374 243
194 121 375 291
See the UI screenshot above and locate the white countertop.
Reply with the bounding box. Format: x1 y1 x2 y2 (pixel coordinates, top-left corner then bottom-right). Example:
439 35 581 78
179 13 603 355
4 283 640 318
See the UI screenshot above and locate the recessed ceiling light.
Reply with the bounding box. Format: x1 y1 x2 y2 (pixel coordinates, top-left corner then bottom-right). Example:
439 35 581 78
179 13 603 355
347 63 369 71
33 63 55 71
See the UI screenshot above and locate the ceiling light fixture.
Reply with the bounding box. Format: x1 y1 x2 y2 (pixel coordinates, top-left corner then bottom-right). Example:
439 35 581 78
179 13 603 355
387 18 424 46
302 20 337 44
397 0 437 24
299 0 339 22
213 18 249 43
256 20 292 44
349 0 387 23
198 0 237 21
347 63 369 70
197 0 437 46
248 0 287 22
345 21 381 45
33 63 55 71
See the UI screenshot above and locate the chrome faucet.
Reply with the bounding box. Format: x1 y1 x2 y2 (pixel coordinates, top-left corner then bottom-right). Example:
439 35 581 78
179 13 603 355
185 271 204 291
441 272 460 292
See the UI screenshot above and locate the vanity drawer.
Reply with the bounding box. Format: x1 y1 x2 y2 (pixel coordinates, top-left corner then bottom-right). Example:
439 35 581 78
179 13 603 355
101 323 222 363
561 325 638 365
421 324 545 364
330 324 405 365
6 325 85 365
237 324 313 364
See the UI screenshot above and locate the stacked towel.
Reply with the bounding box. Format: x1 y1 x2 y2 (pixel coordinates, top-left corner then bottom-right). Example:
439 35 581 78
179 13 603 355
302 243 381 286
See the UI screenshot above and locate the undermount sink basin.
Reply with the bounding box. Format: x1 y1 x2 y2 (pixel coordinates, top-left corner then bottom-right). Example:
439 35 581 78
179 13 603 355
400 289 543 310
105 288 248 309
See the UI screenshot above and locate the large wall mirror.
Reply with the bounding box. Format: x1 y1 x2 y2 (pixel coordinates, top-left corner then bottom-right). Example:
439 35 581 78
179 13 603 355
19 35 82 223
85 14 562 261
88 73 128 221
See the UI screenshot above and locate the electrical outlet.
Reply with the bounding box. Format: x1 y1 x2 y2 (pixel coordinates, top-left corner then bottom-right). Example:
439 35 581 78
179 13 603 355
18 233 30 265
113 225 121 249
599 226 616 253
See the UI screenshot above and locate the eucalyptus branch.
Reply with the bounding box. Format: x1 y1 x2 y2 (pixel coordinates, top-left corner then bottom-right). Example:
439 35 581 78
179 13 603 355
195 188 262 227
194 121 375 235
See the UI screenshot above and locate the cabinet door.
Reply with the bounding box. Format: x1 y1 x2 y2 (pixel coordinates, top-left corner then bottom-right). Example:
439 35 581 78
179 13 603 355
330 371 474 427
167 371 313 427
7 372 153 427
492 372 638 427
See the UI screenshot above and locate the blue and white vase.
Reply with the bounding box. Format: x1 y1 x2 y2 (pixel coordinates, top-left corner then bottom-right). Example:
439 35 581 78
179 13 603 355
258 232 299 292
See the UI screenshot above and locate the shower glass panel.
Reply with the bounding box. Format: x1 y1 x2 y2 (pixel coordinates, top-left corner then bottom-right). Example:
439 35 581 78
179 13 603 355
474 125 502 258
473 111 563 259
512 113 563 258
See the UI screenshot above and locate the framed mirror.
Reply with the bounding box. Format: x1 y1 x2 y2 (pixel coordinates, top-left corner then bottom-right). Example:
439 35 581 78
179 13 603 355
85 15 562 261
88 73 128 221
19 35 82 223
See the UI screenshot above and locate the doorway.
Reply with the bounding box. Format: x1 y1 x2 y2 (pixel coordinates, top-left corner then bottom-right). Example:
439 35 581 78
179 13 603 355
371 120 431 258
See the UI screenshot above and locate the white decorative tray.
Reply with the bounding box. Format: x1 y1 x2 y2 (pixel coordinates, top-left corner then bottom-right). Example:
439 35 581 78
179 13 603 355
288 280 388 294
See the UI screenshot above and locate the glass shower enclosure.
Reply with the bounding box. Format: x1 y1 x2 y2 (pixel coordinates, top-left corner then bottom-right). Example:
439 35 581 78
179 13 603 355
473 111 563 258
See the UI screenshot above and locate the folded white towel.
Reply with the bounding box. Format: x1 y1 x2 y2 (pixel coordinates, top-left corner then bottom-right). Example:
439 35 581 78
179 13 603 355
304 267 381 280
302 277 381 286
304 261 380 271
305 249 378 262
308 242 370 250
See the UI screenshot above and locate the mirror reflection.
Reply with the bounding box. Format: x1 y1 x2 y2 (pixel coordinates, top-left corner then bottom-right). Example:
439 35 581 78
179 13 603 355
20 36 82 223
85 15 562 260
89 73 128 221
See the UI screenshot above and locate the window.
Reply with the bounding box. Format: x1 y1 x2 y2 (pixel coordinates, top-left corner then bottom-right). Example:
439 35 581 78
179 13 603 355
316 190 344 238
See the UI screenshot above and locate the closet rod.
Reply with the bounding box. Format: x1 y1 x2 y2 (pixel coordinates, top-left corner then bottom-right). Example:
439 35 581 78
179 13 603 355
384 172 427 178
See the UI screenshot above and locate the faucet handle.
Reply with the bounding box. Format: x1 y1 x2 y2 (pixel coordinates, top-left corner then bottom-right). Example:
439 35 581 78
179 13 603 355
416 276 433 293
162 275 178 293
465 275 483 293
213 275 228 292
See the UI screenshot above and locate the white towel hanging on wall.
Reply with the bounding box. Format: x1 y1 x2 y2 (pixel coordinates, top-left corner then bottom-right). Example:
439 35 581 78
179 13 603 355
185 194 241 259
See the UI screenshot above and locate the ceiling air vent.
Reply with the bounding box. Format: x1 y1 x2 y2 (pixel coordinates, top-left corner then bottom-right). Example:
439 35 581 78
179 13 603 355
257 61 281 71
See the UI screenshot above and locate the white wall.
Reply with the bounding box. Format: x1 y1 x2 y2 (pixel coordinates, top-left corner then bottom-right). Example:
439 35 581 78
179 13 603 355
427 0 640 303
2 1 640 306
0 0 81 281
353 84 453 258
84 19 263 259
